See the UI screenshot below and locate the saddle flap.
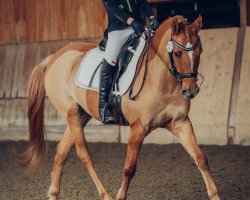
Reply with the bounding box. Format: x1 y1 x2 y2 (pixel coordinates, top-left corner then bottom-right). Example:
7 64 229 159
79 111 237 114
75 33 146 96
115 34 141 83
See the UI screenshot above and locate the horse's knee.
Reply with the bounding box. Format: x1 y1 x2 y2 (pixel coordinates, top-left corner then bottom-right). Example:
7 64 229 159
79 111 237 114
196 153 209 171
124 166 136 178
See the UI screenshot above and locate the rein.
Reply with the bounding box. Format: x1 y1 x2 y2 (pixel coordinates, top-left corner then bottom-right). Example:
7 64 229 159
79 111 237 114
128 32 150 100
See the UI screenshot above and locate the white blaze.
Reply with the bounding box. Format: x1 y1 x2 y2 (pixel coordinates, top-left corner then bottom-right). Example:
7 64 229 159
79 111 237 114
186 42 194 70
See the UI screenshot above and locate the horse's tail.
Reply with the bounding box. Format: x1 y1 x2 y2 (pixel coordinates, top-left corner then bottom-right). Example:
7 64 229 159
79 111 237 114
12 55 51 175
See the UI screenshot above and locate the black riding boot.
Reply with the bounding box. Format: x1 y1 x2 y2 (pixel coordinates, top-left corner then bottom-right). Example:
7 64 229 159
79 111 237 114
99 60 118 124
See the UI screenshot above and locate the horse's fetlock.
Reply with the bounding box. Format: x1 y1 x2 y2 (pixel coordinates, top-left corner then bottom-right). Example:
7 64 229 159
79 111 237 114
48 189 59 200
209 190 220 200
99 190 108 198
100 190 113 200
124 167 136 177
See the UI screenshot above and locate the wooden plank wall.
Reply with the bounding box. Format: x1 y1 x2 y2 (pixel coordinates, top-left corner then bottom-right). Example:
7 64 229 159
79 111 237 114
0 0 107 44
189 28 238 145
0 45 18 98
235 27 250 145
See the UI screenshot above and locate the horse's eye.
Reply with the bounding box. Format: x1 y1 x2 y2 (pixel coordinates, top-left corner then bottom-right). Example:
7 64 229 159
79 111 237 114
174 51 182 58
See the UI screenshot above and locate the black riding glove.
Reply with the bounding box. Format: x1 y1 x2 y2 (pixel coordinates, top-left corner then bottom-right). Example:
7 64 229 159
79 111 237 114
150 17 160 32
131 20 145 35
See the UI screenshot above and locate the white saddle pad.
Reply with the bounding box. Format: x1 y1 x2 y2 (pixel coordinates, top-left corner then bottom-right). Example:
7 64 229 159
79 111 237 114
75 35 146 96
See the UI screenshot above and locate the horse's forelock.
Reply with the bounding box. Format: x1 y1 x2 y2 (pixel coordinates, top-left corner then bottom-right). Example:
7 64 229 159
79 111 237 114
151 16 190 51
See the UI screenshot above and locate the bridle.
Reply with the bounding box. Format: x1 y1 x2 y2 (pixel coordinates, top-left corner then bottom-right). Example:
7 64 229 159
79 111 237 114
143 26 204 84
167 36 201 81
129 25 204 100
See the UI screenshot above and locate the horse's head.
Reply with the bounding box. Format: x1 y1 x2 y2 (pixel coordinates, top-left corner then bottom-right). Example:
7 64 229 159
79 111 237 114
169 15 203 99
153 15 203 100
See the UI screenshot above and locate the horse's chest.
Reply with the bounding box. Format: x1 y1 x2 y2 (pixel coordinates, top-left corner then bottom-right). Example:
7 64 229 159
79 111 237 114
148 100 190 129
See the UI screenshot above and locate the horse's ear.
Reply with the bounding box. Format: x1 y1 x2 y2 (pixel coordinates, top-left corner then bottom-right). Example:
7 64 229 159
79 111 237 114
171 18 180 35
192 15 202 33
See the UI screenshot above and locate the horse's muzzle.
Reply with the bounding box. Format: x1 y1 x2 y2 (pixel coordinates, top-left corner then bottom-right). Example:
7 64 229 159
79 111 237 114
181 87 200 100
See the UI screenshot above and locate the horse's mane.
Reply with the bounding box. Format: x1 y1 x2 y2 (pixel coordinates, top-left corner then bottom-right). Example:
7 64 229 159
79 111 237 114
152 15 188 48
158 15 187 31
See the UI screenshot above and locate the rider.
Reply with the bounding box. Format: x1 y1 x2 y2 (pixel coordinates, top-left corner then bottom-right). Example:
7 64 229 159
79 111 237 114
100 0 160 124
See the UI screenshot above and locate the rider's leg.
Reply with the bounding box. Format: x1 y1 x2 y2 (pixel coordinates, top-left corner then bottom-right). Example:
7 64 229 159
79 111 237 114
99 60 118 124
99 27 134 124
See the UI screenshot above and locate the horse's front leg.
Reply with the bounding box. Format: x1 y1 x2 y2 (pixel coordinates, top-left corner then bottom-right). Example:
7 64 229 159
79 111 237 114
167 118 220 200
116 119 146 200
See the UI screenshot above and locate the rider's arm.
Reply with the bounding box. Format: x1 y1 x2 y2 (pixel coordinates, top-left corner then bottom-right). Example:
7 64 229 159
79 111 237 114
136 0 155 19
103 0 131 24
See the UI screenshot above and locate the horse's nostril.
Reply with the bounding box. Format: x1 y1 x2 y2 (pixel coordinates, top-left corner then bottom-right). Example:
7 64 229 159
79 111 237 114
181 87 200 100
181 89 189 97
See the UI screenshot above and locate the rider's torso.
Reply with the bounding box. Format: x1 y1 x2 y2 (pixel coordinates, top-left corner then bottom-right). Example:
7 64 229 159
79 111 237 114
104 0 143 32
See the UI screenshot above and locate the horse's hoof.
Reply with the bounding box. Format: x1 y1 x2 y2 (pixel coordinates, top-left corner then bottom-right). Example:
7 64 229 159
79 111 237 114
211 197 220 200
103 195 113 200
48 196 57 200
47 190 58 200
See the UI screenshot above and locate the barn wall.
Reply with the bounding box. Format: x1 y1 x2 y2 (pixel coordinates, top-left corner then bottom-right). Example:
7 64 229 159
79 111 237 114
0 0 107 45
234 27 250 145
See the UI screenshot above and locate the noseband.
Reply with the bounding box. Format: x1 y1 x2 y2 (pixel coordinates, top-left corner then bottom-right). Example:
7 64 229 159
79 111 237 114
166 36 201 82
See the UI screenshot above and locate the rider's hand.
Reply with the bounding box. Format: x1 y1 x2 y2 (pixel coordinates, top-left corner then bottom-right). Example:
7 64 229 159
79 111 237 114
131 20 145 35
150 17 160 32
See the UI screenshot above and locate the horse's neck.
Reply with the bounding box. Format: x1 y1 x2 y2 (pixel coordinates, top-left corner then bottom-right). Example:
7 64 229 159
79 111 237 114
146 19 179 94
146 52 178 95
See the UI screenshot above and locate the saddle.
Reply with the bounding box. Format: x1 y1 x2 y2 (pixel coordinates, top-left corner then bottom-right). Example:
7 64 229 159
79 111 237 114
99 32 141 90
98 33 141 125
76 32 146 125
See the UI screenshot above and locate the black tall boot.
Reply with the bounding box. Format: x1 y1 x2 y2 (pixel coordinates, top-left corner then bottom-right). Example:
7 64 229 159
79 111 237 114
99 60 118 124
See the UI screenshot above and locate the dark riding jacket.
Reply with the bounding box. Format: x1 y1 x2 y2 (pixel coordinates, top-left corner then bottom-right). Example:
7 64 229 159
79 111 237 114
103 0 154 32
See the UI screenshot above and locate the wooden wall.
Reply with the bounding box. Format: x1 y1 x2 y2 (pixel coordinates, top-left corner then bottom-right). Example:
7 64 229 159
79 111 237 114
0 0 107 45
190 28 238 145
234 27 250 145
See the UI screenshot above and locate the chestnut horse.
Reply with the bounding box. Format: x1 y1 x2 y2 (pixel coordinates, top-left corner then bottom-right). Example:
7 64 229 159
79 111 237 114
13 15 220 200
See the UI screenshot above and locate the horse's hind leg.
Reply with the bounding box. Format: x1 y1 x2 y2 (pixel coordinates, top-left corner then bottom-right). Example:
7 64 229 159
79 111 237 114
48 127 74 200
168 118 220 200
67 105 113 200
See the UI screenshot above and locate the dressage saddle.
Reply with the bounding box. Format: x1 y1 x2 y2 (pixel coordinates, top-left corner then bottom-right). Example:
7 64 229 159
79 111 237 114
98 31 141 125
